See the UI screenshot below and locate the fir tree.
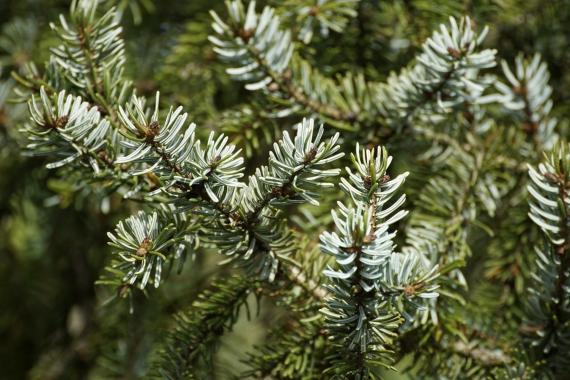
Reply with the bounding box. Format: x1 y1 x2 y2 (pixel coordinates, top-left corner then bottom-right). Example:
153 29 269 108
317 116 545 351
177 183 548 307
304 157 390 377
2 0 570 379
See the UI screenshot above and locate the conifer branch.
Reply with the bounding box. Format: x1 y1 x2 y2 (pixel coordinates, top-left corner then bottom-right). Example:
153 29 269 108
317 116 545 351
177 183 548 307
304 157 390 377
497 53 557 147
209 0 358 124
49 0 130 110
241 319 329 378
375 16 496 127
320 144 439 375
524 142 570 374
9 0 570 377
155 274 256 379
25 87 112 171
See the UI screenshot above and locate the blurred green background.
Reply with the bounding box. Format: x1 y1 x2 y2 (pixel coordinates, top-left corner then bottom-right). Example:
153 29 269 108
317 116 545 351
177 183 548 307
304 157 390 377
0 0 569 378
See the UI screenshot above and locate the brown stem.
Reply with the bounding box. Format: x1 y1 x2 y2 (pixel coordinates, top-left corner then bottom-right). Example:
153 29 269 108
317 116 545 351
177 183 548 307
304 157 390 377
450 341 511 366
239 39 356 122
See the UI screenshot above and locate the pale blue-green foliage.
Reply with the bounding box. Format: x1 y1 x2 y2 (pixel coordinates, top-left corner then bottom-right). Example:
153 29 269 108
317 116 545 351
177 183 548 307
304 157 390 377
497 53 557 148
381 250 440 324
399 133 519 330
208 0 377 132
50 0 129 101
280 0 360 44
12 0 570 377
527 156 568 245
117 116 344 283
524 243 570 373
240 118 342 212
107 211 174 289
103 205 196 291
209 0 293 91
321 146 439 296
376 16 497 124
117 92 244 203
322 204 400 290
524 143 570 370
25 87 110 170
322 145 409 292
403 148 504 264
208 0 379 130
209 5 499 133
525 244 563 336
322 301 401 373
320 145 439 371
23 39 346 285
340 144 408 217
210 118 343 281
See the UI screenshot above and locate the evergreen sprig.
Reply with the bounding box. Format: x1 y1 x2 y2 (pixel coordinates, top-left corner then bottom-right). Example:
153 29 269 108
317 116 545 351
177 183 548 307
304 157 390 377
106 211 174 290
116 92 245 202
25 87 111 170
155 274 257 379
524 142 570 374
496 53 557 147
320 145 439 377
376 16 496 126
209 0 294 91
49 0 129 104
208 118 343 281
209 0 374 129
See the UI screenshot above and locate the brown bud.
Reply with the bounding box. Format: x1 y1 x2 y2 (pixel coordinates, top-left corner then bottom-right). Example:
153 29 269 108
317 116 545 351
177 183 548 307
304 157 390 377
136 237 152 257
463 109 474 124
404 285 416 297
363 175 372 189
447 47 462 59
513 86 527 96
282 69 292 82
238 28 254 42
304 147 317 163
145 121 160 141
53 115 69 129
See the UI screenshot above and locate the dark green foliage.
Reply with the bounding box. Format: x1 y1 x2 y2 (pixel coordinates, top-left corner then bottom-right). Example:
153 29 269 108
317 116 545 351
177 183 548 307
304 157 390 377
156 274 257 379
